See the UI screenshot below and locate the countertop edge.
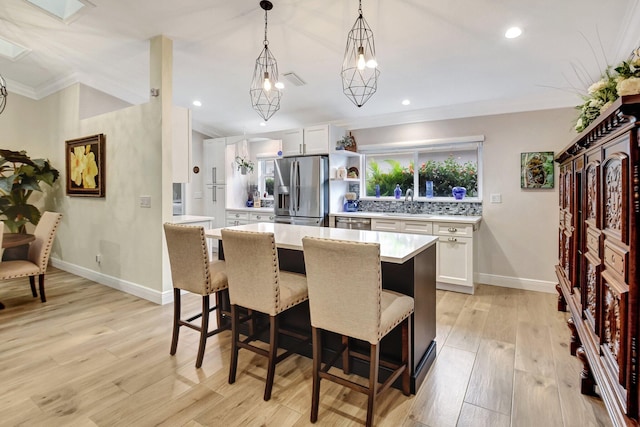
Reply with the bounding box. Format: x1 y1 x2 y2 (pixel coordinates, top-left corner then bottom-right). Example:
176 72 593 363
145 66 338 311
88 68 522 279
330 212 482 224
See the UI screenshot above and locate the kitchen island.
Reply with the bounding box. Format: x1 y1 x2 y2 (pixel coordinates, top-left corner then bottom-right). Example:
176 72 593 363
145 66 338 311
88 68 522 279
206 223 438 393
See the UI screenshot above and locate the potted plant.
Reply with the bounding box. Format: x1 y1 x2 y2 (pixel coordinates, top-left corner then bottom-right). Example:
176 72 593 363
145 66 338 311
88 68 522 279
0 149 60 233
336 134 357 152
235 156 254 175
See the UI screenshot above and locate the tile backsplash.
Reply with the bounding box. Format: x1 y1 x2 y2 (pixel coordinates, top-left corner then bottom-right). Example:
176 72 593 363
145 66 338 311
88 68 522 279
356 199 482 216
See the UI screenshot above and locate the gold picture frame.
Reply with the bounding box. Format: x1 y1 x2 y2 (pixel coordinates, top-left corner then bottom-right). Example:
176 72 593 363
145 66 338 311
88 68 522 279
65 133 106 197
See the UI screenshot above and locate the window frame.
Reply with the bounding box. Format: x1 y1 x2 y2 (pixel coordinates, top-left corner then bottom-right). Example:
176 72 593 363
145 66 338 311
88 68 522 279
257 157 276 199
360 138 483 202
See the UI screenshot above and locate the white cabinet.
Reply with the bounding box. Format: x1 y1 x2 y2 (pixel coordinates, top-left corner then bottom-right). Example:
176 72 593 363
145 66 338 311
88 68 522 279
370 216 477 293
172 106 192 183
226 210 250 226
203 138 226 185
281 128 304 157
436 235 473 288
329 150 362 213
282 125 344 157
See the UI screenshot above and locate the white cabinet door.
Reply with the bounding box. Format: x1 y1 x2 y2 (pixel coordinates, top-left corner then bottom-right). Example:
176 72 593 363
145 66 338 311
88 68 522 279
250 212 275 223
204 185 226 229
203 138 226 185
303 125 330 155
281 129 303 157
436 236 473 288
172 106 192 183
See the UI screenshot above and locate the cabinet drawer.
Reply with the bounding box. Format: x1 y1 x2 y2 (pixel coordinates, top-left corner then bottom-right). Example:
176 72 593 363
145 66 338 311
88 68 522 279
371 219 401 232
603 241 628 281
226 219 249 227
433 222 473 237
403 220 433 235
226 211 250 221
586 227 601 257
250 212 275 222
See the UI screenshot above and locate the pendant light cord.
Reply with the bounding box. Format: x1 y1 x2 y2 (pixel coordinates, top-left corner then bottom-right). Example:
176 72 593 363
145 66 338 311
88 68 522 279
264 7 269 47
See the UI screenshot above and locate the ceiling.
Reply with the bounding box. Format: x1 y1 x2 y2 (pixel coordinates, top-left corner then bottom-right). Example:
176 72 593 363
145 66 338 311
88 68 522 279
1 0 639 137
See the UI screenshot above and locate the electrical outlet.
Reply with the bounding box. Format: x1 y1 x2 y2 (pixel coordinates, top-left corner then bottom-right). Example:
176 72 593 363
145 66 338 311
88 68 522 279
490 193 502 203
96 254 102 264
139 195 151 208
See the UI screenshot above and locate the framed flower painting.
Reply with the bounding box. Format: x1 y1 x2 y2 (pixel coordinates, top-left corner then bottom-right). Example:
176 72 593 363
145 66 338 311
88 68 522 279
521 151 554 189
65 133 106 197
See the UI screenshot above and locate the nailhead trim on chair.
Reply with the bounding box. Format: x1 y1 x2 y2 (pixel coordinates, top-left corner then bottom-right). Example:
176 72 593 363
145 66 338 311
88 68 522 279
36 213 62 272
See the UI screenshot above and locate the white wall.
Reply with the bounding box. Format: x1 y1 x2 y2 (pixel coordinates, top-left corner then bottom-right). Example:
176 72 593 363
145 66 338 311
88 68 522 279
351 107 576 292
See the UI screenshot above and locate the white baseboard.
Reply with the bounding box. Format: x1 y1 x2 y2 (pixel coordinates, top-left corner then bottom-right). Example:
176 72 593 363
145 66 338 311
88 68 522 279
436 281 474 295
475 273 556 294
50 258 173 305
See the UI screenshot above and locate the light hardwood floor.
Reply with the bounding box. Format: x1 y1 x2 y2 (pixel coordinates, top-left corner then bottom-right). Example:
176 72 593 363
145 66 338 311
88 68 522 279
0 267 612 426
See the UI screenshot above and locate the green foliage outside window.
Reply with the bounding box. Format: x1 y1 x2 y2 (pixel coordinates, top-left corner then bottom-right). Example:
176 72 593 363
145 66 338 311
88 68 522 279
366 155 478 197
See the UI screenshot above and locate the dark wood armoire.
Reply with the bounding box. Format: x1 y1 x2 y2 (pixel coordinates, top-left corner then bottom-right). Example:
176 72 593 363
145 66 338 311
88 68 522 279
556 94 640 426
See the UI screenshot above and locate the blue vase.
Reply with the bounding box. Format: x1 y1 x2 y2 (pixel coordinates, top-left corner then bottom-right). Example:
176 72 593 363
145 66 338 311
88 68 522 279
452 186 466 200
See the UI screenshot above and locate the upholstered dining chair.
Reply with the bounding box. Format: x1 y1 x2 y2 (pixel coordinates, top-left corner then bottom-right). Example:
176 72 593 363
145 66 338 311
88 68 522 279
221 229 309 401
0 211 62 303
164 223 230 368
302 237 414 427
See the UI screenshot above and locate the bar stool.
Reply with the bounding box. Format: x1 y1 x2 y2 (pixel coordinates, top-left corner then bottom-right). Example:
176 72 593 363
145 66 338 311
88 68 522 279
302 236 414 427
164 223 230 368
221 229 309 401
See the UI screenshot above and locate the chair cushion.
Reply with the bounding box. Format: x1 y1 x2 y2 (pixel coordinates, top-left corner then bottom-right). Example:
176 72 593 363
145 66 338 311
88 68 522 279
379 290 415 341
0 260 40 280
277 271 308 314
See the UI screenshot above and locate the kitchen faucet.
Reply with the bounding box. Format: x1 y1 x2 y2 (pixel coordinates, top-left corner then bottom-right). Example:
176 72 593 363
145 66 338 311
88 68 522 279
404 188 417 213
405 188 414 202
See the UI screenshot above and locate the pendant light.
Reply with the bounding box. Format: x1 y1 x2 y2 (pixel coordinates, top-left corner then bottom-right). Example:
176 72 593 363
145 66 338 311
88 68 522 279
0 74 7 114
341 0 380 107
250 0 282 121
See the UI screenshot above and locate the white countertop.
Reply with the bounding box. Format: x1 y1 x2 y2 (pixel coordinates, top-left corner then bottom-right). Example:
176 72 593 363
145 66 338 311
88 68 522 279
171 215 215 224
330 211 482 225
206 223 437 264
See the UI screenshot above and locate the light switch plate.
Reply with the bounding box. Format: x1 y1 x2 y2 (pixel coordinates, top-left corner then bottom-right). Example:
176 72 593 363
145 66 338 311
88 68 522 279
490 193 502 203
139 195 151 208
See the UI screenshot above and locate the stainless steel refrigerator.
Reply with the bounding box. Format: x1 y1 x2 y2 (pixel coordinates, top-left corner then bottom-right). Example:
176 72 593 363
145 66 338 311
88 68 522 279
274 156 328 226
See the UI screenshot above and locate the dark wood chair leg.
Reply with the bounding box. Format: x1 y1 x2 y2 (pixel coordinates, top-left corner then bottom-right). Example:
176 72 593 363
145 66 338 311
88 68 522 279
29 276 37 297
38 274 46 302
401 317 410 396
310 326 321 423
342 335 350 374
229 304 240 384
170 289 181 355
195 295 210 368
215 291 223 328
366 343 379 427
264 315 279 401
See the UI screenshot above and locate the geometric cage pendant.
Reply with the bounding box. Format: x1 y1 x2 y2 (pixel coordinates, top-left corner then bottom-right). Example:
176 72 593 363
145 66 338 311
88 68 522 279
341 0 379 108
250 0 282 121
0 73 7 114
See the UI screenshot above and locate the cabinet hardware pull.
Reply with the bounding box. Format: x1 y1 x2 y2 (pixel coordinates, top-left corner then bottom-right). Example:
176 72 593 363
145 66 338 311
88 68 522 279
448 227 457 232
448 237 457 242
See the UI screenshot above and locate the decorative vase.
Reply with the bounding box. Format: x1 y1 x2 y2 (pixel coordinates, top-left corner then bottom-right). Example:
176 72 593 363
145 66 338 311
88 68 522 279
452 186 466 200
240 166 247 175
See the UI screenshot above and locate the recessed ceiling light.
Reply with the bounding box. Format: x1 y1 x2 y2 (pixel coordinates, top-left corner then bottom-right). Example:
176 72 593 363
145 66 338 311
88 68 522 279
274 82 284 89
402 99 411 106
192 100 202 107
260 122 266 127
505 27 522 39
0 36 30 61
24 0 94 23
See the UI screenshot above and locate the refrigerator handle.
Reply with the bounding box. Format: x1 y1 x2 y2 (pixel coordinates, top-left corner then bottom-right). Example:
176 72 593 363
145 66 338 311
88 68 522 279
295 160 301 212
212 167 216 184
289 161 297 213
212 186 217 202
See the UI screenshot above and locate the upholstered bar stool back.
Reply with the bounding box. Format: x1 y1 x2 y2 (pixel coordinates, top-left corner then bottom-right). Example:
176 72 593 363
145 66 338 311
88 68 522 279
221 229 309 401
302 236 414 427
164 223 229 368
0 211 61 304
